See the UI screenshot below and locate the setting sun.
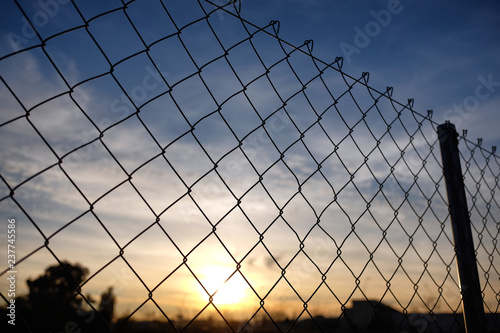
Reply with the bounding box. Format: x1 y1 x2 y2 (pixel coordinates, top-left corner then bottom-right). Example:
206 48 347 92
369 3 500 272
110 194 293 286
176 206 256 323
197 266 250 306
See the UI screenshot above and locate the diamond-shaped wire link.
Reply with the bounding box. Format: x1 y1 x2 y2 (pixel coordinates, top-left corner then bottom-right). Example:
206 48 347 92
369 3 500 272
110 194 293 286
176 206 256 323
0 1 498 332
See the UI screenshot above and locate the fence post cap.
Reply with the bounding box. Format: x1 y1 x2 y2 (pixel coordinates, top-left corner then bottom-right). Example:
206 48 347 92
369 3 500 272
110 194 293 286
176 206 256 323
437 121 456 131
437 122 458 144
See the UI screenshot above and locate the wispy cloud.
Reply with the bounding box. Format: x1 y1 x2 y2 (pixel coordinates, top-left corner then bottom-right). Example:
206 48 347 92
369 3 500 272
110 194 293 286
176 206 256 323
1 1 498 322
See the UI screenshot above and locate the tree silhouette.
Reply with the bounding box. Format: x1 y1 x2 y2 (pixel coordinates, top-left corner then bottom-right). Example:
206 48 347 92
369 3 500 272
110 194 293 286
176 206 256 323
99 287 116 325
26 260 88 311
1 261 115 332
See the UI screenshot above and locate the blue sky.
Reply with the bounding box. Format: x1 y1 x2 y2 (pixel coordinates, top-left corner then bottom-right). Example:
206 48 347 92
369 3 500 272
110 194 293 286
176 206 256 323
238 0 500 147
0 0 499 324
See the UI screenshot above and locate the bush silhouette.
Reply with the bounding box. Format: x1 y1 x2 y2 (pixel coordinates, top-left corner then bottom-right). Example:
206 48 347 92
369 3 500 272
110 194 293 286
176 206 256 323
1 261 115 332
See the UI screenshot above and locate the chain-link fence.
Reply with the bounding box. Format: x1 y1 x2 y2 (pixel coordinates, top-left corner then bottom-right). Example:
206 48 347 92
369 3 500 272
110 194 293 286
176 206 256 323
0 1 499 332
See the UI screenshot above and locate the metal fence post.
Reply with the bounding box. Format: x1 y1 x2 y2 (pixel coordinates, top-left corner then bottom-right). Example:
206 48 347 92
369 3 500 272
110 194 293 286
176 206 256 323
437 122 487 333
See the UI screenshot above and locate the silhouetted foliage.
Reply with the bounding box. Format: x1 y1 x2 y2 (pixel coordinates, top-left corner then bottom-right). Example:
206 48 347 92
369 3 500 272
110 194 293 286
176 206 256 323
98 287 116 325
27 260 88 310
1 261 115 332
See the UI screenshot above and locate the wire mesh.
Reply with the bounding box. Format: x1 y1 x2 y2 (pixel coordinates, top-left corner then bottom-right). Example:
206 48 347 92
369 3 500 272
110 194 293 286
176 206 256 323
0 0 499 332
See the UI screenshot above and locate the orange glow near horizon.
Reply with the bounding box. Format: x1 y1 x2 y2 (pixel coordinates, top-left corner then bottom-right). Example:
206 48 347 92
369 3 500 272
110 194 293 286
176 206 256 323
196 266 251 308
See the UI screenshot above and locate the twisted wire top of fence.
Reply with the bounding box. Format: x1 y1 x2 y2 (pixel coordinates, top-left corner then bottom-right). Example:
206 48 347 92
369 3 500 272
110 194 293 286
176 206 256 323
0 1 499 332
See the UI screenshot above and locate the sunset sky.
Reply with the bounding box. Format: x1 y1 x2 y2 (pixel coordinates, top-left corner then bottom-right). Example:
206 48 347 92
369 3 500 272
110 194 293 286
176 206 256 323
0 0 499 325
